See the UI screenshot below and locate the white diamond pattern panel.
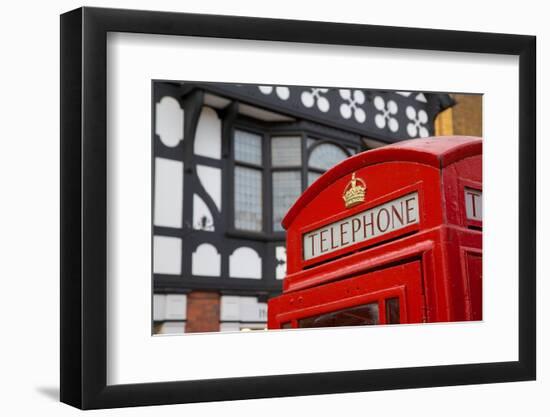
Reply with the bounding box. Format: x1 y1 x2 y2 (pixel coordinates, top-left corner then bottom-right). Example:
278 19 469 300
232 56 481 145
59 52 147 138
234 167 263 232
155 96 184 147
271 136 302 166
272 171 301 232
153 236 182 275
154 157 183 228
194 107 221 159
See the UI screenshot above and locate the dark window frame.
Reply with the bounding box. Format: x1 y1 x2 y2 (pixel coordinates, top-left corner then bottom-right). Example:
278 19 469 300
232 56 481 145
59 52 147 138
307 138 353 185
227 115 362 241
232 127 266 234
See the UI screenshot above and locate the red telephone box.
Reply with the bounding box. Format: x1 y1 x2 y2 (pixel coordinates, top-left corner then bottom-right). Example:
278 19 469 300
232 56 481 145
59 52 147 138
268 136 482 329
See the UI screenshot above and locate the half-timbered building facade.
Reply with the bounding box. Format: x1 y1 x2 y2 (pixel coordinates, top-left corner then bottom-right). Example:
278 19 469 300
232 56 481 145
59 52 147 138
152 81 460 334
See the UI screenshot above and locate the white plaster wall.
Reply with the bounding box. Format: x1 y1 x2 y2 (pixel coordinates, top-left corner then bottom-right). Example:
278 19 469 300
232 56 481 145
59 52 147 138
191 243 221 276
155 96 184 147
153 294 167 321
229 247 262 279
240 300 268 322
154 157 183 228
194 106 222 159
219 322 241 332
153 235 182 275
164 294 187 320
220 296 268 322
159 322 187 334
220 295 241 321
153 294 187 320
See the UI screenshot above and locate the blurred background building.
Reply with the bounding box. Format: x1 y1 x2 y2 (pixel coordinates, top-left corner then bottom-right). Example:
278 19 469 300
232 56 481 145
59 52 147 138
152 81 482 334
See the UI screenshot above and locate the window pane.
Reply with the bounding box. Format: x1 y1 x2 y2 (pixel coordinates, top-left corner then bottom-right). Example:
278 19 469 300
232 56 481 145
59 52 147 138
234 130 262 165
308 171 322 186
309 143 348 170
234 166 263 231
385 297 400 324
298 302 379 328
271 136 302 166
272 171 302 232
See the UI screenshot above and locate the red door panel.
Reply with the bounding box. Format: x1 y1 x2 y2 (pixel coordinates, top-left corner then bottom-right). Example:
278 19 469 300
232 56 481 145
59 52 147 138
464 250 482 320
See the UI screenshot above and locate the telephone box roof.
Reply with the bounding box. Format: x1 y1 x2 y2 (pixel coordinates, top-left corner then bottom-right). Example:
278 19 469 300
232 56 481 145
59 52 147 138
282 136 482 229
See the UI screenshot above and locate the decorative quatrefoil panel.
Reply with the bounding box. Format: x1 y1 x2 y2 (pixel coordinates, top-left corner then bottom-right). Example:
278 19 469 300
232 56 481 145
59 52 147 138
339 89 367 123
373 96 399 132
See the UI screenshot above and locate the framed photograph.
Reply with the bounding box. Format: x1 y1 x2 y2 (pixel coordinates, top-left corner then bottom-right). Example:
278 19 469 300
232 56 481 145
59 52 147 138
60 6 536 409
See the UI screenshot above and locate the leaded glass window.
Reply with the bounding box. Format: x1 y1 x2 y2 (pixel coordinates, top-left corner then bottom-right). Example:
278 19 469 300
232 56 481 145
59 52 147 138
233 125 357 235
272 171 302 231
234 166 263 231
271 136 302 167
309 143 348 170
234 130 262 165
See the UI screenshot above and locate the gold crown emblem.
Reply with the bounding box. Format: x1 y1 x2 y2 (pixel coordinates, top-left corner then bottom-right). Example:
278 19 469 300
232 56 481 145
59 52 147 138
343 172 367 208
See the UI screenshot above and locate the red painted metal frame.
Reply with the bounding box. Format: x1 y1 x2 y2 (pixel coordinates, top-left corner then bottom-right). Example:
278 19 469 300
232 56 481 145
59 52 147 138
269 136 483 329
459 177 483 229
270 262 422 328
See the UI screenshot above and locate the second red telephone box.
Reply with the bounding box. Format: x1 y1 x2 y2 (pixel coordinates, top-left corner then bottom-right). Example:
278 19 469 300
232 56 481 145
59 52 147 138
268 136 482 329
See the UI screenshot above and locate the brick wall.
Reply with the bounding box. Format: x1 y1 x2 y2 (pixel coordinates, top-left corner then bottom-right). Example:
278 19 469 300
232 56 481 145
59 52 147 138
186 291 220 333
450 93 483 137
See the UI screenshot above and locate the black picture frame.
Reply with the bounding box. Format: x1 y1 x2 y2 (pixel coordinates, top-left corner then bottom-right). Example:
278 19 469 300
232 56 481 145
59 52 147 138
60 6 536 410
